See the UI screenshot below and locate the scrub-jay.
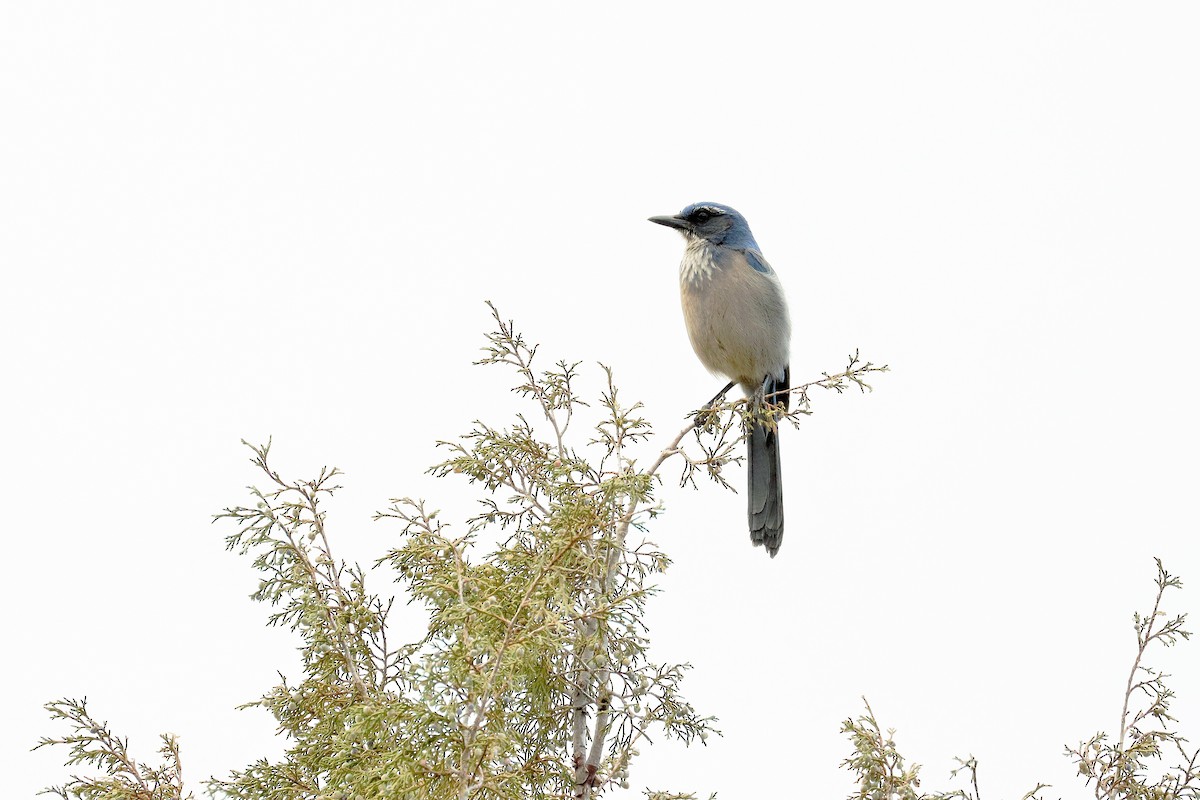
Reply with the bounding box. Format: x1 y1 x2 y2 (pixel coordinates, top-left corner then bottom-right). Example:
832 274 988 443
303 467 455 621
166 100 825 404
649 203 791 557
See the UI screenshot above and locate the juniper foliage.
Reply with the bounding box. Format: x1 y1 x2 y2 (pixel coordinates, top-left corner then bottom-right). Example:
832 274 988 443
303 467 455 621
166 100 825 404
841 558 1196 800
37 304 886 799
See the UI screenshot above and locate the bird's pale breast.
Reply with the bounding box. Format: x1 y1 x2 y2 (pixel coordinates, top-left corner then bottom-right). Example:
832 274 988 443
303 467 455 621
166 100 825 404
679 245 790 392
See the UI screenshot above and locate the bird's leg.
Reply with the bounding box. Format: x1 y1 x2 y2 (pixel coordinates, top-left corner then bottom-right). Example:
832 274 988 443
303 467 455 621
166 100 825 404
693 380 736 429
749 383 766 426
748 379 780 433
704 380 736 411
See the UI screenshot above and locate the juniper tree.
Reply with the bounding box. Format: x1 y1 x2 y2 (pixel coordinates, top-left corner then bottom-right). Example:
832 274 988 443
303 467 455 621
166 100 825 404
38 304 886 799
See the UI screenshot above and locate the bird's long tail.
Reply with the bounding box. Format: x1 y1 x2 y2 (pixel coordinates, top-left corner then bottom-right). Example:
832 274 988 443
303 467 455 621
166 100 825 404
748 369 788 557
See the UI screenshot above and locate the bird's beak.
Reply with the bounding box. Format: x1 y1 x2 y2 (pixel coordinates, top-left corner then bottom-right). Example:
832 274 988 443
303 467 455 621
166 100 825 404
648 214 691 231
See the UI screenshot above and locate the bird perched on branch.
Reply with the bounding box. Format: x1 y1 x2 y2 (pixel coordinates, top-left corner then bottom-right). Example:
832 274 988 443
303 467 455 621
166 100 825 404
649 203 791 557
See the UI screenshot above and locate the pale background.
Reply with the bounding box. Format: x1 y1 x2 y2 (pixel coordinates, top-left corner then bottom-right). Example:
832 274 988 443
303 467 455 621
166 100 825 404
4 2 1198 798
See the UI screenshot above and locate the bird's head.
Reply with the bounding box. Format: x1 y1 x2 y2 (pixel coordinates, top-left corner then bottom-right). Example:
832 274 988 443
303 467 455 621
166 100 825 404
648 202 758 248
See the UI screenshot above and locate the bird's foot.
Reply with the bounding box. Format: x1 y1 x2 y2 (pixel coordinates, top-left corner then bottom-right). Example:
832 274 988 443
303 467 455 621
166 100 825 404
692 380 736 428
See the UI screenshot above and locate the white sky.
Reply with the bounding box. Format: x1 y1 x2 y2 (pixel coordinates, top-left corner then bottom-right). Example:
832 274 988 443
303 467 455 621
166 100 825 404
4 2 1199 798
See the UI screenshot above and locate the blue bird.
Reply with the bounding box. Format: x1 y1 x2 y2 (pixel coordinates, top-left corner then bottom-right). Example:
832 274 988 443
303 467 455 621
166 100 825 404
649 203 791 557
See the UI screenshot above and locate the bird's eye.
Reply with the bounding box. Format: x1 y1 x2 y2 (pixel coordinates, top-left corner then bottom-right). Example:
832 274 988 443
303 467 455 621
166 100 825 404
692 210 712 224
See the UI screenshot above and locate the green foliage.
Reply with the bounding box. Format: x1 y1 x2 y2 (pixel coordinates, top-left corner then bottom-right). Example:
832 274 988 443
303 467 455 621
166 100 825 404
36 305 891 798
842 697 926 800
1066 558 1199 799
204 305 727 799
842 559 1196 800
41 306 885 799
35 698 192 800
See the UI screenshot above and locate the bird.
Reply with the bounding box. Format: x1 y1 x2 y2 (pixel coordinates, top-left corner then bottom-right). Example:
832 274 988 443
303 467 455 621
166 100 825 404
649 203 791 557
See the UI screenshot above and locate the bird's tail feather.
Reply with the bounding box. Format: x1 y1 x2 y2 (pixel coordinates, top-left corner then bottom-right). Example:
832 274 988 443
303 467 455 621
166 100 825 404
748 369 788 557
748 421 784 557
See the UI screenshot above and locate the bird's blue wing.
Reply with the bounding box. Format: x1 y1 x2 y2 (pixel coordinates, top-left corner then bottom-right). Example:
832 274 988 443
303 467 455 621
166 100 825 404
743 249 774 275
